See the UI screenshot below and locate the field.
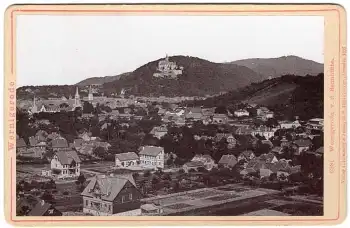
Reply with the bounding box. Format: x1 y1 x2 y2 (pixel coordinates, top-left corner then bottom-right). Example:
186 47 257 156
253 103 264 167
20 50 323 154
55 182 83 212
206 194 239 201
166 203 193 210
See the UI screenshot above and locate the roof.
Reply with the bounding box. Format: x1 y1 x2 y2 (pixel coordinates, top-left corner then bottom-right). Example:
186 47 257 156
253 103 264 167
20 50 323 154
213 114 228 118
259 153 276 163
115 152 139 161
185 112 203 119
243 209 291 216
218 155 237 167
141 204 160 211
51 137 68 148
139 146 164 156
55 150 81 165
17 138 27 148
27 201 53 216
293 139 313 147
316 147 324 154
271 146 283 153
191 154 214 163
73 139 84 148
184 161 205 168
262 140 273 148
81 174 137 201
240 150 255 158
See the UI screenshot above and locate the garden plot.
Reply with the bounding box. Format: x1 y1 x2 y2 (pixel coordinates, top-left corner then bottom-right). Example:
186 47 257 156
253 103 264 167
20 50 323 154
165 203 193 210
205 194 240 202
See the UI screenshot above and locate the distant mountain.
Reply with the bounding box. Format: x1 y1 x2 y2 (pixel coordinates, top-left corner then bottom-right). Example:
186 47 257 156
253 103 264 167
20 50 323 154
75 72 131 86
102 55 261 97
192 73 324 120
229 55 323 80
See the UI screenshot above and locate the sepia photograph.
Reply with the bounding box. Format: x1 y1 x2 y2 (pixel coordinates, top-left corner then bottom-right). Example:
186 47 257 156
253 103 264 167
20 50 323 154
12 7 326 218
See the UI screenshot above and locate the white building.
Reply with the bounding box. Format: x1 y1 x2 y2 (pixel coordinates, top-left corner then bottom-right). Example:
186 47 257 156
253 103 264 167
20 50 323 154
115 152 139 168
279 120 301 129
50 150 81 178
234 109 250 117
139 146 165 170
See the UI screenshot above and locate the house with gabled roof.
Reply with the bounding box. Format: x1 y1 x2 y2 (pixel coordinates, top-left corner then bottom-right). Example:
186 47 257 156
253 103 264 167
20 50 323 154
50 150 81 177
183 161 205 172
271 146 284 155
258 152 278 164
238 150 255 162
218 154 238 168
139 146 165 170
51 137 69 150
81 174 142 216
150 126 168 139
16 138 27 155
292 139 313 155
28 200 62 216
115 152 139 168
191 154 216 170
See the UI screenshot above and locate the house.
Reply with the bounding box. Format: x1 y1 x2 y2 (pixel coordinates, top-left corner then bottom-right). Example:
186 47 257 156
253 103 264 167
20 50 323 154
183 161 205 172
279 120 301 129
81 174 142 216
139 146 165 169
218 155 238 168
141 204 163 215
20 147 45 159
191 154 216 170
251 126 275 139
234 109 250 117
280 136 290 148
261 140 274 148
292 139 313 155
150 126 168 139
73 138 84 150
16 138 27 155
28 200 62 216
256 107 270 116
115 152 139 168
315 147 324 156
235 126 253 135
238 150 255 162
258 153 278 163
277 165 301 180
51 137 69 150
260 168 274 178
50 150 81 177
271 146 284 155
306 118 324 131
212 114 228 124
16 196 39 216
185 112 203 122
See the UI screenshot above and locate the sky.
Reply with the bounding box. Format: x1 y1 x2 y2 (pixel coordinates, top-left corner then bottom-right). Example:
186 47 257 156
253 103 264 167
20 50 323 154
16 15 324 87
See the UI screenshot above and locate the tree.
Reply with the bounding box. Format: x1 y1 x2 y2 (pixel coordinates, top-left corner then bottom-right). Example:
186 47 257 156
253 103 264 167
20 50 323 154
41 191 55 204
83 102 94 114
93 146 107 159
215 106 227 114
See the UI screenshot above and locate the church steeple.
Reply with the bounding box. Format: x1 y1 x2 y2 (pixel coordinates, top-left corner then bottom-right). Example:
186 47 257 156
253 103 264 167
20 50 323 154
75 87 80 99
74 87 81 107
88 85 93 101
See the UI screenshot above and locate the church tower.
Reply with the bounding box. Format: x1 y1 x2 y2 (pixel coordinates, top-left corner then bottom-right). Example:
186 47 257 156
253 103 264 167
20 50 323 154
31 96 38 113
74 87 81 107
88 85 93 101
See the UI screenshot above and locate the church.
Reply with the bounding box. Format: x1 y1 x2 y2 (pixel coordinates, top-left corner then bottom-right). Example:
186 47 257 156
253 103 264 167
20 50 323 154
30 87 84 114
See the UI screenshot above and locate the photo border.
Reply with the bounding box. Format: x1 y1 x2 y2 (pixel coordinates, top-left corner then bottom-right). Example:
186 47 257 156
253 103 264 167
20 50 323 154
3 3 347 226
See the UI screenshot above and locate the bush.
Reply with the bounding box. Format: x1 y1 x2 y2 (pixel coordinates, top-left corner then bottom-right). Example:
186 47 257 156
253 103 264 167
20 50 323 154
62 191 69 195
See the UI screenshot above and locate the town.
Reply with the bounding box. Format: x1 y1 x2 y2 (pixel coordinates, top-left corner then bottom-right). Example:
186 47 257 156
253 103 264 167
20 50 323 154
16 79 324 216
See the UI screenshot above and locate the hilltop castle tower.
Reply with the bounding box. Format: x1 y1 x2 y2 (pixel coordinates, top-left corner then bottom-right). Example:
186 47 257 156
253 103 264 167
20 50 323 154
88 85 94 101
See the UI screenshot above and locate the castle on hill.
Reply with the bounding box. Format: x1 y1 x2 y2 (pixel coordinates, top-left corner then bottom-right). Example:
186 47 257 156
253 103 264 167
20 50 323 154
153 55 183 79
